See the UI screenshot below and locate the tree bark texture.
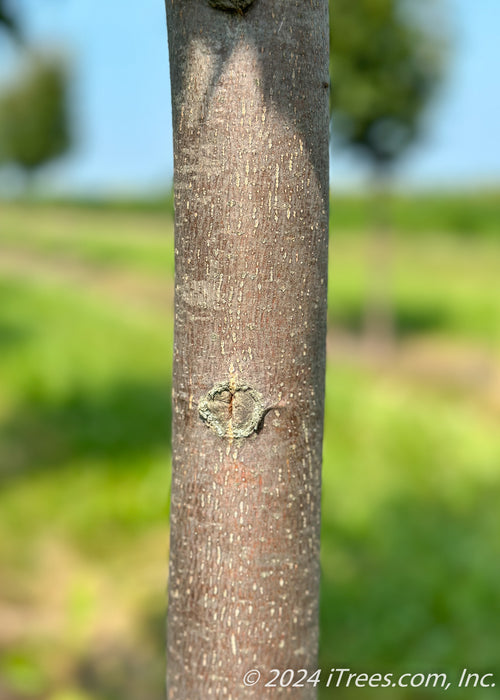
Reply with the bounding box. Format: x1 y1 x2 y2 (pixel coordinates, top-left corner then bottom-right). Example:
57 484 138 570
165 1 329 697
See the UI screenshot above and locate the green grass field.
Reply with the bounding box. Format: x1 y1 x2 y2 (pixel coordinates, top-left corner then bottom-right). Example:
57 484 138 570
0 196 499 699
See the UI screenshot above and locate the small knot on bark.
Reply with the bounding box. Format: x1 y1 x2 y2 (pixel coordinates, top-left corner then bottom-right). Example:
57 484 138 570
208 0 255 13
198 382 265 438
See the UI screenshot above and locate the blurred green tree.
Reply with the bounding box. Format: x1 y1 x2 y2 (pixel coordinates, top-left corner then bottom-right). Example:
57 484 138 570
330 0 447 166
0 54 71 182
0 4 71 185
330 0 449 344
0 0 19 38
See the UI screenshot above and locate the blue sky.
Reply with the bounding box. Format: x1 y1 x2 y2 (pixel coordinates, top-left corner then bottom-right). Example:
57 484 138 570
1 0 499 194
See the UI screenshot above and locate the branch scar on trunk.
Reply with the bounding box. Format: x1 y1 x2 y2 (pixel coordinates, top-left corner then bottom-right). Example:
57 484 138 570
198 382 265 438
208 0 256 13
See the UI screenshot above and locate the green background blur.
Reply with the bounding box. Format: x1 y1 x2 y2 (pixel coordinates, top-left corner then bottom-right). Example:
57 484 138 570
1 192 500 699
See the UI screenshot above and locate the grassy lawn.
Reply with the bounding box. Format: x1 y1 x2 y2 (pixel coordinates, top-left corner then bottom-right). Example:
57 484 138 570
0 197 499 699
329 231 500 348
0 205 175 277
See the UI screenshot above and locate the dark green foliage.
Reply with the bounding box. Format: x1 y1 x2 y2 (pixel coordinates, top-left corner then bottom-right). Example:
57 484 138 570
330 0 448 165
0 54 71 174
0 0 19 39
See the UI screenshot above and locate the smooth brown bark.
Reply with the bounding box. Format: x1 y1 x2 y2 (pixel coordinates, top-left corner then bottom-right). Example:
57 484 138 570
165 1 329 697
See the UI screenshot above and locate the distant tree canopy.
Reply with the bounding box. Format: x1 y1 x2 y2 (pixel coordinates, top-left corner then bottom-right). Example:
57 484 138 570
0 0 19 39
330 0 448 169
0 1 71 178
0 2 72 179
0 55 71 176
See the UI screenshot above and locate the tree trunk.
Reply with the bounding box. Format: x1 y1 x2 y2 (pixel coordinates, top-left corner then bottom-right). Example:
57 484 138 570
164 1 329 698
